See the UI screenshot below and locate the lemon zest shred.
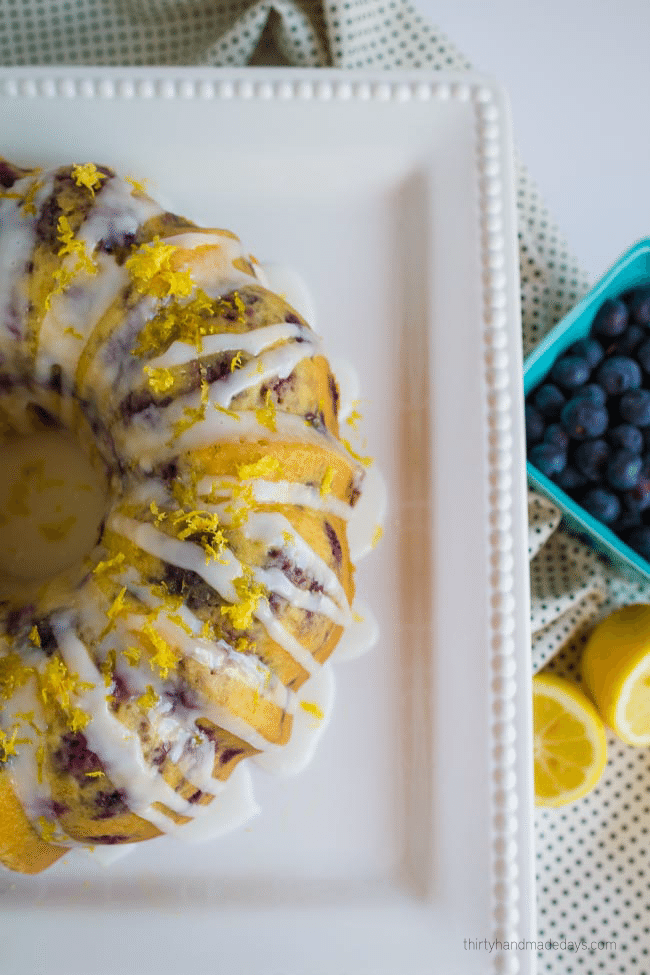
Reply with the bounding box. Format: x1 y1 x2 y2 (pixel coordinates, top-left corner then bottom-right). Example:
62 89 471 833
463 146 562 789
123 646 142 667
35 744 45 784
126 175 148 195
230 351 243 373
29 625 41 648
0 727 19 761
220 568 266 631
64 326 84 340
37 816 58 844
237 456 280 480
21 178 43 216
300 700 325 720
125 235 193 300
320 466 335 498
342 438 373 467
85 770 104 778
346 408 363 430
138 685 159 710
144 365 176 393
352 610 365 624
256 390 277 432
372 524 383 548
212 402 240 420
71 162 107 197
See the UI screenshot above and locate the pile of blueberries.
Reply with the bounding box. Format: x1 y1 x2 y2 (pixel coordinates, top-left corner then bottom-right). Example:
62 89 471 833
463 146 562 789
526 285 650 561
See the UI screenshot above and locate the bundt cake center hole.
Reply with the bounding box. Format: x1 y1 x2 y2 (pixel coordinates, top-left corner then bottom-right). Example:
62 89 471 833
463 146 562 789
0 431 108 582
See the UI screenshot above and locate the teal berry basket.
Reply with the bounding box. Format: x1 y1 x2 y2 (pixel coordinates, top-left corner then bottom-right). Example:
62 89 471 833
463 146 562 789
524 237 650 582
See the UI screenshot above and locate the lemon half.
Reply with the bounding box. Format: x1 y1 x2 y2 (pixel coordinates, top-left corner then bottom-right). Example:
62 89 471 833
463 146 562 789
533 673 608 807
582 603 650 746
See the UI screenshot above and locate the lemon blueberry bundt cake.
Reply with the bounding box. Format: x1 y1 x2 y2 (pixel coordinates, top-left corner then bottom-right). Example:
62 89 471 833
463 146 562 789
0 158 376 874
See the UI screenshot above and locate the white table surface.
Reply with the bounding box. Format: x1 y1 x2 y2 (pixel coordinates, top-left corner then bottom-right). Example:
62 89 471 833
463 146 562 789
413 0 650 283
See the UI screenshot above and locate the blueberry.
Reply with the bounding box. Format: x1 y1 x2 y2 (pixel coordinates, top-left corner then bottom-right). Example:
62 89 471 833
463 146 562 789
607 424 643 453
592 297 629 337
636 338 650 373
595 356 642 395
529 442 566 478
543 423 570 452
605 324 645 357
525 403 545 444
573 439 610 481
550 355 590 390
619 389 650 427
574 383 607 407
622 477 650 513
560 398 608 440
533 383 566 420
582 487 621 524
612 510 643 535
607 449 642 491
569 337 604 369
555 465 589 492
626 286 650 325
624 526 650 560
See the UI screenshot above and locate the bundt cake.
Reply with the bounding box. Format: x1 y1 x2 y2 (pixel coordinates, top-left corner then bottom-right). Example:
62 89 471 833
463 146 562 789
0 158 377 874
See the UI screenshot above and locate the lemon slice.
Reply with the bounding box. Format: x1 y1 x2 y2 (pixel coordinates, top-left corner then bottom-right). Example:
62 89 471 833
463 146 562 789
533 673 607 807
582 603 650 746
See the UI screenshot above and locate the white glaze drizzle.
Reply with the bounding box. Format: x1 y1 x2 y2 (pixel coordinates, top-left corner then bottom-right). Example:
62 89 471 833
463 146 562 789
147 321 308 370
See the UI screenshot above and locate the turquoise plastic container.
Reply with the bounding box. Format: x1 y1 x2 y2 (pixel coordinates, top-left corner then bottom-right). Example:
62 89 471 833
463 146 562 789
524 238 650 582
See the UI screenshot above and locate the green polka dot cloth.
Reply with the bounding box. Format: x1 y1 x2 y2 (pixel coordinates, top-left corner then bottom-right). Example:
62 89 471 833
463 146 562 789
2 2 649 971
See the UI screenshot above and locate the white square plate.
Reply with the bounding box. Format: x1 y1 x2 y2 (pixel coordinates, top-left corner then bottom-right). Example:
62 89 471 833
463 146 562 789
0 68 534 975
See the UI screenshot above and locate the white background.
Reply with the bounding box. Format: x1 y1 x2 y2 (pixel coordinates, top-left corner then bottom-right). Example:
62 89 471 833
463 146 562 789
413 0 650 282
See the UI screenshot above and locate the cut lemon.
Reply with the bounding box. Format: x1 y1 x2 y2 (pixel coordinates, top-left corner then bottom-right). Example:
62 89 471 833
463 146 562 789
582 603 650 746
533 673 607 807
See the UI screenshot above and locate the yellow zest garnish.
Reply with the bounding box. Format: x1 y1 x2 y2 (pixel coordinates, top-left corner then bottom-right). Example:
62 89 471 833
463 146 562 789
0 190 21 200
35 744 45 783
132 288 214 358
237 456 280 481
100 649 117 688
224 481 254 528
141 623 180 679
123 646 141 666
68 707 90 732
45 216 97 309
14 711 42 736
0 653 36 701
352 610 365 624
29 625 41 648
40 658 94 727
150 500 167 525
125 235 193 299
71 162 107 197
21 178 43 216
300 700 325 721
282 531 294 545
0 727 19 761
200 371 210 407
107 586 128 621
93 551 126 576
342 438 373 467
64 326 84 340
220 568 266 631
346 408 362 431
37 817 58 843
256 390 277 432
126 175 148 195
137 685 159 711
235 637 251 652
144 365 176 393
213 402 240 420
230 351 243 373
232 291 246 317
85 770 104 778
168 613 193 636
200 619 215 640
320 466 335 498
372 524 383 548
170 403 206 441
